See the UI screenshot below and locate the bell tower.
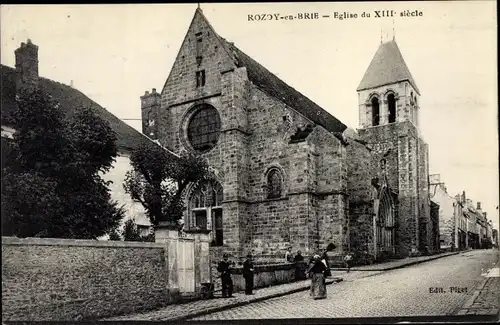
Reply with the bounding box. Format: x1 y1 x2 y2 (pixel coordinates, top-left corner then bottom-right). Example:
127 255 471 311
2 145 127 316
357 40 420 129
356 39 432 257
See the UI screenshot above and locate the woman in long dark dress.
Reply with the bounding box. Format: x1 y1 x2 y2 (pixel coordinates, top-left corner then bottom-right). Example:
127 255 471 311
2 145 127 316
293 251 305 281
307 254 327 299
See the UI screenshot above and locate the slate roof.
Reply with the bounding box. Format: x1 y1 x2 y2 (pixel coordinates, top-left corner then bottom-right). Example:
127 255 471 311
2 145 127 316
1 64 150 152
215 35 347 134
357 40 420 94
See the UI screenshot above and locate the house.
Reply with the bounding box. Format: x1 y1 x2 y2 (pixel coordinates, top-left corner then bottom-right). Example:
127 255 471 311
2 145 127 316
0 39 164 237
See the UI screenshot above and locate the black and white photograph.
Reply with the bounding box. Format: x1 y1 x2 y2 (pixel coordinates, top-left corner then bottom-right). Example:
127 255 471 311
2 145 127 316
1 1 498 323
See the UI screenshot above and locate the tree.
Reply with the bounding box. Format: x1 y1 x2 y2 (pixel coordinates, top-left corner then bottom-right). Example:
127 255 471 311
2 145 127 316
108 229 122 241
122 218 142 241
124 141 210 228
1 87 125 239
121 218 155 242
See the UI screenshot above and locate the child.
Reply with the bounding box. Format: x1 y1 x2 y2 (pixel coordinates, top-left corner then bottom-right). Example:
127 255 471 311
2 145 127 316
343 252 353 273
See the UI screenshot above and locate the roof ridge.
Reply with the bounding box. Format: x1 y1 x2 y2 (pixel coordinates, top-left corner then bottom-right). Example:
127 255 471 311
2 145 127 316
218 38 346 133
1 64 161 152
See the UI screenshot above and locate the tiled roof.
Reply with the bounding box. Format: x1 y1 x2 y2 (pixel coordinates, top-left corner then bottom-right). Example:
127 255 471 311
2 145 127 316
1 64 149 151
357 40 420 94
216 37 347 134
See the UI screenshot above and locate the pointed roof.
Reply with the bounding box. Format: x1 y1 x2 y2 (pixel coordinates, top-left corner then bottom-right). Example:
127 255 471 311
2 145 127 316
194 9 347 134
357 40 420 94
1 64 152 152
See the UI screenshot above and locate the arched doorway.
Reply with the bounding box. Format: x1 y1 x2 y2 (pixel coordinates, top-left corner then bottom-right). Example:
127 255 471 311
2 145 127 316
377 187 396 253
188 179 224 246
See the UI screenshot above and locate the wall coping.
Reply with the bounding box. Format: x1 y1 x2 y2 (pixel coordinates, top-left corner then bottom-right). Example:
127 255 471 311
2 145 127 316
231 262 302 274
1 236 166 249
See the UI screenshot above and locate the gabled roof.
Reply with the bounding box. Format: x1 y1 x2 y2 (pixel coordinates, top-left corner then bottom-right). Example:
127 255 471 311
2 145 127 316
194 8 347 134
1 64 150 152
357 40 420 94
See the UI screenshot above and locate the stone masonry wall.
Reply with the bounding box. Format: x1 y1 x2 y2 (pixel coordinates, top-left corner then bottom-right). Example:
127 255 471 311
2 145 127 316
153 10 253 256
2 237 169 321
246 87 311 202
158 9 235 151
430 184 456 249
346 139 376 256
418 139 433 253
358 121 422 257
309 126 348 253
244 86 343 257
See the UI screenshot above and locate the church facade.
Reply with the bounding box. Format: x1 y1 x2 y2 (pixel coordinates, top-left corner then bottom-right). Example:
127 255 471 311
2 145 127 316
141 8 438 260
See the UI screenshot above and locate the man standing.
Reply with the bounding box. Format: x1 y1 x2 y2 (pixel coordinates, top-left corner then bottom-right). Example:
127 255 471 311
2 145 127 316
243 253 255 295
217 253 234 298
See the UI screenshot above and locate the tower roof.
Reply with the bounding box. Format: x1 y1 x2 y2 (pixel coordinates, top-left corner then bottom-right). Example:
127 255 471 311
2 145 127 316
357 40 420 94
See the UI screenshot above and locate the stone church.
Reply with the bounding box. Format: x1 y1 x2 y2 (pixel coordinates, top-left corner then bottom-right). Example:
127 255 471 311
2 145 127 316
141 8 438 261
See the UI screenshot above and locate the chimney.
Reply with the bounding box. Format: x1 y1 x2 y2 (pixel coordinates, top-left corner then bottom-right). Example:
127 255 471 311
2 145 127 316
140 88 161 139
477 202 481 210
15 39 39 89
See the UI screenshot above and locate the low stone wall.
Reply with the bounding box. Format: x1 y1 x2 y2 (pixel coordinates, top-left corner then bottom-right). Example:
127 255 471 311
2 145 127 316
231 262 305 292
2 237 170 321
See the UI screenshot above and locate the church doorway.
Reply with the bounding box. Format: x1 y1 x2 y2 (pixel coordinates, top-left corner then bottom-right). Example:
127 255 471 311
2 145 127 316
188 179 224 246
377 188 396 255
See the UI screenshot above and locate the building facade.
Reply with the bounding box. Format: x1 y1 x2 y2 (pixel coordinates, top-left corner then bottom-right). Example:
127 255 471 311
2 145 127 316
492 229 499 248
486 220 493 248
429 174 456 250
454 195 468 250
139 8 437 260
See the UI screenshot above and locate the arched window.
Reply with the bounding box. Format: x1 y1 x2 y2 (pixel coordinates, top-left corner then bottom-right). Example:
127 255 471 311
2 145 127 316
267 169 283 199
414 96 418 107
387 94 396 123
188 180 224 246
371 97 380 126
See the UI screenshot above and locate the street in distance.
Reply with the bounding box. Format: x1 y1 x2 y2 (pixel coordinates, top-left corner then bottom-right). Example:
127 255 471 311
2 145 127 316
247 10 424 21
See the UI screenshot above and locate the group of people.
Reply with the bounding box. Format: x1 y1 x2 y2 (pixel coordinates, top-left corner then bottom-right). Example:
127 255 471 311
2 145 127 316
289 244 354 300
217 244 354 300
217 253 255 298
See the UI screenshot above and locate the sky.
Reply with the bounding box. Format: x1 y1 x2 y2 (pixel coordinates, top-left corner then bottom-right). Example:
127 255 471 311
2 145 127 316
1 2 498 230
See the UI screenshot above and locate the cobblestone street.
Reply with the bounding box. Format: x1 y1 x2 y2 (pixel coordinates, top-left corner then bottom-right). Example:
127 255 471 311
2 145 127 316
191 249 499 320
456 274 500 316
